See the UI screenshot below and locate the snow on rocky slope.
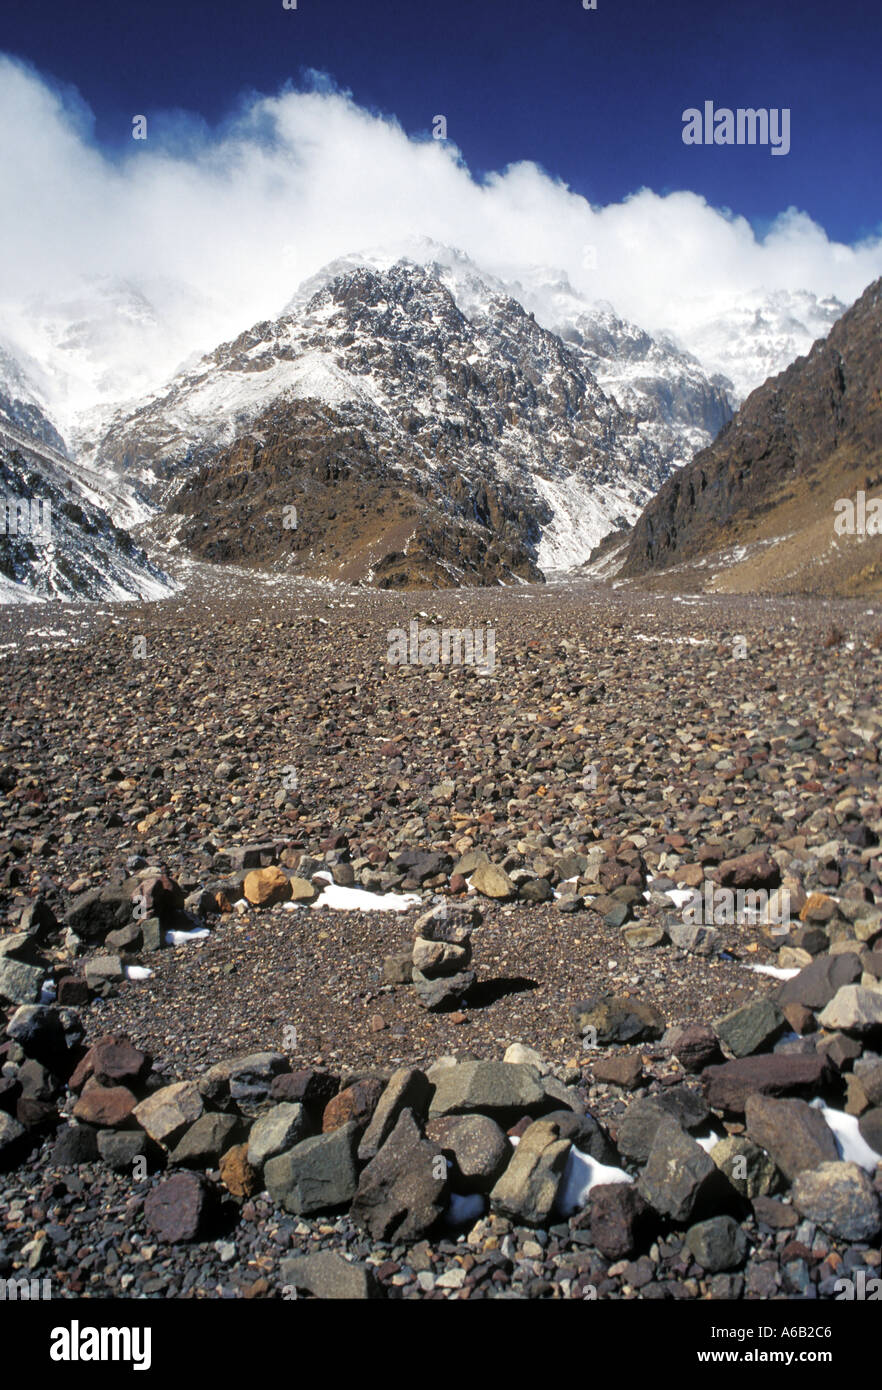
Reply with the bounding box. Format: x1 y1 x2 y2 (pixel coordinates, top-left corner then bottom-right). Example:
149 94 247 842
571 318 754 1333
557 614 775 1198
0 341 174 603
0 241 849 592
91 249 735 577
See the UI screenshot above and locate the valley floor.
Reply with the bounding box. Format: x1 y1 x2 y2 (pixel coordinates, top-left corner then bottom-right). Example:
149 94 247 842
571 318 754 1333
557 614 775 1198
1 566 880 1300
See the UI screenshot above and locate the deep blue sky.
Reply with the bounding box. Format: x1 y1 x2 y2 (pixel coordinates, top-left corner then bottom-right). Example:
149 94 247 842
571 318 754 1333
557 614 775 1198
5 0 881 244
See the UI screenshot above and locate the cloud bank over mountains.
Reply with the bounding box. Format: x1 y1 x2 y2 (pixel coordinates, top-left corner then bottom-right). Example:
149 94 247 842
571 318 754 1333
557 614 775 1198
1 52 881 427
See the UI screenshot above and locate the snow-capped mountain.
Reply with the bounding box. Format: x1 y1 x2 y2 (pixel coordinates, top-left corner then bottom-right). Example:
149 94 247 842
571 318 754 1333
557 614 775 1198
667 287 846 403
2 275 221 449
0 238 853 593
0 340 175 603
91 250 735 578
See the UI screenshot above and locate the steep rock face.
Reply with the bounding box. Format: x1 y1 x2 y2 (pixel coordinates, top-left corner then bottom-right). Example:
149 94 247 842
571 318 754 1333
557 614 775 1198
0 342 173 603
95 257 729 584
166 397 544 587
617 277 882 596
555 305 732 453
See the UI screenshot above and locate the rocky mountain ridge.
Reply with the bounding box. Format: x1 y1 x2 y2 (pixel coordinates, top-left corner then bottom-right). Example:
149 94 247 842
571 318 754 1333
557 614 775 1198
94 255 733 585
612 277 882 597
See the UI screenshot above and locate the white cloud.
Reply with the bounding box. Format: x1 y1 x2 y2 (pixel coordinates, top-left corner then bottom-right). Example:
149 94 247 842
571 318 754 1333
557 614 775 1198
1 53 881 430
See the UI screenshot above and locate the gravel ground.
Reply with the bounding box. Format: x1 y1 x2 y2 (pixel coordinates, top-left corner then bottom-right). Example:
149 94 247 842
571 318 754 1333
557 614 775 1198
1 563 881 1301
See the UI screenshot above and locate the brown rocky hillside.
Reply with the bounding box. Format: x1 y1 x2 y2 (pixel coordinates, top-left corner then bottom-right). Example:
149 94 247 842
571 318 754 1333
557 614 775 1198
617 278 882 597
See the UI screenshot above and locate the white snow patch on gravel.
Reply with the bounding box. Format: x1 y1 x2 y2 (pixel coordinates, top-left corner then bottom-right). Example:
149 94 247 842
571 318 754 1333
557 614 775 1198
811 1102 881 1172
124 965 153 980
554 1147 633 1217
303 872 422 912
749 964 800 980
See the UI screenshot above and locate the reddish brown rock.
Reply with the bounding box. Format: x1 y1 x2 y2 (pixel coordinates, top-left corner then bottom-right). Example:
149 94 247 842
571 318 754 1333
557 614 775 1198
72 1084 138 1128
322 1078 385 1134
16 1097 59 1133
144 1171 215 1243
713 851 780 890
702 1054 831 1113
799 893 838 924
782 1002 816 1035
593 1055 644 1090
673 864 705 888
219 1143 259 1198
56 975 90 1006
69 1034 151 1092
744 1095 839 1180
132 874 185 918
586 1182 655 1260
673 1025 723 1073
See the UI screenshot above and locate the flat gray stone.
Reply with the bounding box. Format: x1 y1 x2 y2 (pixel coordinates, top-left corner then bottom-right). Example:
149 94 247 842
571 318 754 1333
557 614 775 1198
819 985 882 1033
357 1069 433 1162
428 1061 546 1124
280 1251 384 1300
0 957 46 1006
247 1103 312 1169
204 1051 290 1103
169 1113 243 1168
264 1122 359 1215
133 1082 204 1147
411 969 475 1012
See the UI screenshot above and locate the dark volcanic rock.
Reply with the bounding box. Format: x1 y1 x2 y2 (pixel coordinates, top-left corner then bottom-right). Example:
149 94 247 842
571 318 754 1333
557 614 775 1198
702 1053 832 1113
685 1215 748 1272
143 1171 216 1243
587 1182 654 1260
713 997 787 1058
425 1114 512 1193
777 953 863 1010
744 1095 839 1180
51 1124 100 1165
616 1091 709 1164
351 1109 447 1241
638 1117 735 1222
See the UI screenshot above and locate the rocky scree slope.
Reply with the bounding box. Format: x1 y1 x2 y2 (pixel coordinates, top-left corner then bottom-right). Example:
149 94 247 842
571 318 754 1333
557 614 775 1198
614 278 882 597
